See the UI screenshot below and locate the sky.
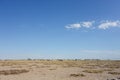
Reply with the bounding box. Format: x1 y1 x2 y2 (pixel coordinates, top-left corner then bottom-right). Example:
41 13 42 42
0 0 120 60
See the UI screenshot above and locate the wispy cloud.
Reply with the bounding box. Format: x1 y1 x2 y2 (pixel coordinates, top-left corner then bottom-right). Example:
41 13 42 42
79 50 120 59
80 50 120 54
82 21 94 28
65 23 81 29
65 21 94 29
65 20 120 30
98 20 120 30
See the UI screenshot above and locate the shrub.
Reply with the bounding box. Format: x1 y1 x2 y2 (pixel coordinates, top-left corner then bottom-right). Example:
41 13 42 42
70 73 85 77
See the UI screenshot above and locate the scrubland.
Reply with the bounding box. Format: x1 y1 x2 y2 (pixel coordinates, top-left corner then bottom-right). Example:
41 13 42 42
0 59 120 80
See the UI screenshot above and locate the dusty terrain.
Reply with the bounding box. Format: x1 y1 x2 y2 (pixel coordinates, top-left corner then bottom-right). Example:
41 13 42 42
0 60 120 80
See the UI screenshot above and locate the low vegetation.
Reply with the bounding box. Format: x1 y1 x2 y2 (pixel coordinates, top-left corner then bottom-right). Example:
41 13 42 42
0 69 29 75
108 72 120 75
0 60 120 68
83 69 103 73
0 60 119 80
70 73 85 77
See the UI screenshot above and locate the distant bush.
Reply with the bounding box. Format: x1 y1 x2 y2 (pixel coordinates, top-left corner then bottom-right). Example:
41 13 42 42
57 59 63 61
27 58 32 60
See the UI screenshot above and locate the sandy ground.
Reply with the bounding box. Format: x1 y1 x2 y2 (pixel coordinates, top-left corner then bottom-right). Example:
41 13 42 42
0 60 120 80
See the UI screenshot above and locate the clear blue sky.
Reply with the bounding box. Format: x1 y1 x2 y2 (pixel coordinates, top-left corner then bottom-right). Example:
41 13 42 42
0 0 120 59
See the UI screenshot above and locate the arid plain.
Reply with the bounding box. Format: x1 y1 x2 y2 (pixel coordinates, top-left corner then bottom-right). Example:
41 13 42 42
0 60 120 80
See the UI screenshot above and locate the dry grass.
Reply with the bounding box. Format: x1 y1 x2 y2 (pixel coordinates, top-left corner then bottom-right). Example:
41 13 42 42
108 72 120 75
83 69 103 73
102 68 113 71
0 69 29 75
0 60 120 68
49 68 56 70
0 60 119 80
70 73 85 77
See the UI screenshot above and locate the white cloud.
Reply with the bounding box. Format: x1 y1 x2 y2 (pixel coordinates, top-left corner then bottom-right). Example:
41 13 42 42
81 21 94 28
65 20 120 30
65 23 81 29
65 21 94 29
98 20 120 30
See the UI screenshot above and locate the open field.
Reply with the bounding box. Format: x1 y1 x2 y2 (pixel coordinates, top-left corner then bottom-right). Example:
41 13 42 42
0 60 120 80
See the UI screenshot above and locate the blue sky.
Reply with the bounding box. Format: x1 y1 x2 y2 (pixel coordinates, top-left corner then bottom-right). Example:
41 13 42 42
0 0 120 59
